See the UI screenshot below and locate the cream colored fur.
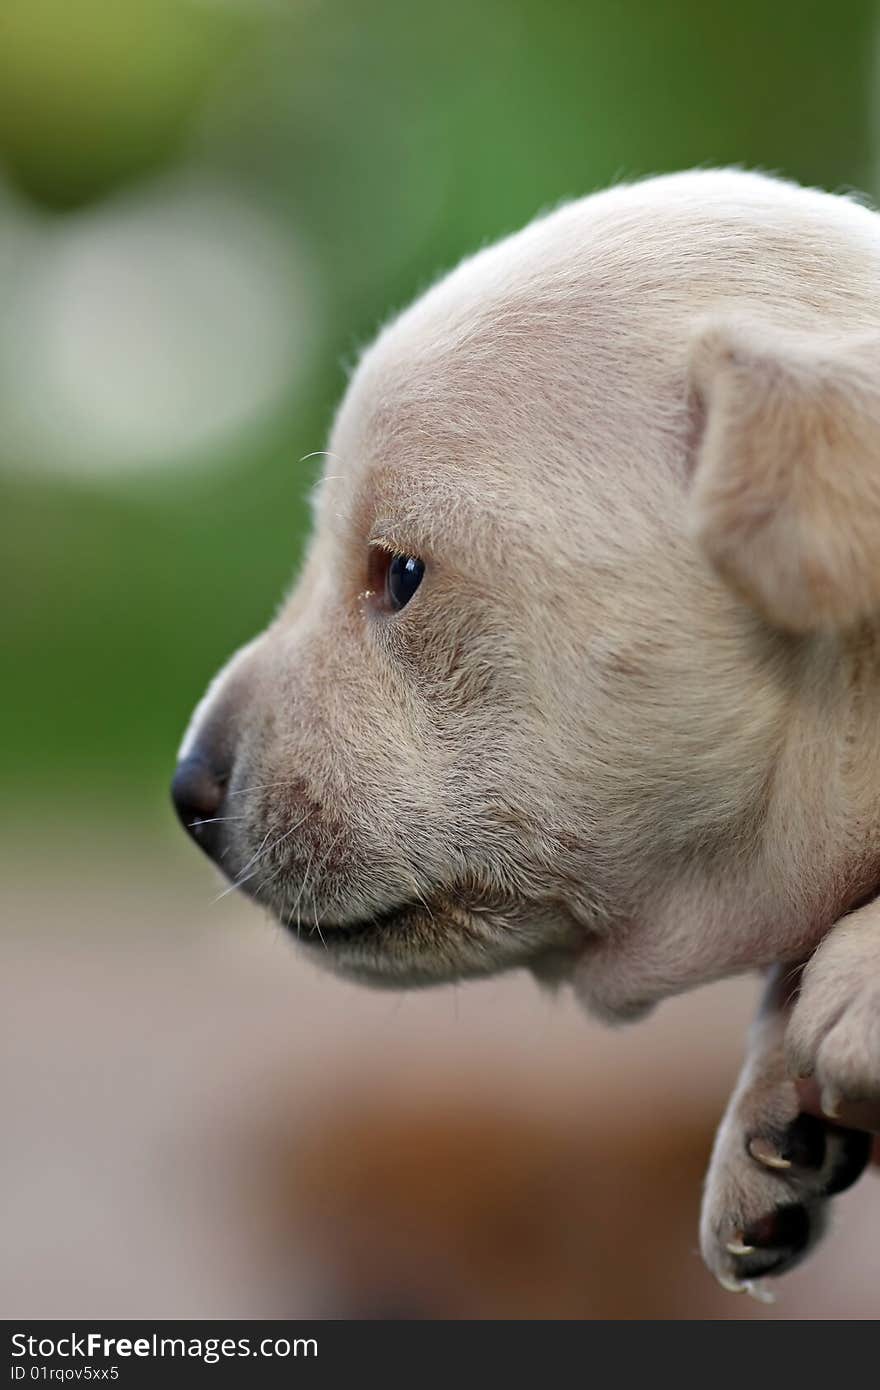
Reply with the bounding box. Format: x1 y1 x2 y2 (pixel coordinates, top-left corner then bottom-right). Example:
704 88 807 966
179 170 880 1290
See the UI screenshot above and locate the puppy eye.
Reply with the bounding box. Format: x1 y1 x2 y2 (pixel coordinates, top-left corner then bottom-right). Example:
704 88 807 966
386 553 424 611
365 546 426 614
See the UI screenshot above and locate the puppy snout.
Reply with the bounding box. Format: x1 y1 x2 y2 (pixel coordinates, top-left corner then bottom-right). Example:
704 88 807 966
171 753 229 861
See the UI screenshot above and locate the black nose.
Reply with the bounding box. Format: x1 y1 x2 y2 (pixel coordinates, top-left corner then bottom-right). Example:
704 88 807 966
171 755 227 861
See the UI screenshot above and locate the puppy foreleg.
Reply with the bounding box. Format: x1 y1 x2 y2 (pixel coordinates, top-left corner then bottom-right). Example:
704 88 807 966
786 896 880 1120
700 966 871 1293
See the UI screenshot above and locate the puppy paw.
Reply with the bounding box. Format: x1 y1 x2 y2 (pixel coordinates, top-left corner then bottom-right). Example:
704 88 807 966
700 1078 871 1295
786 934 880 1117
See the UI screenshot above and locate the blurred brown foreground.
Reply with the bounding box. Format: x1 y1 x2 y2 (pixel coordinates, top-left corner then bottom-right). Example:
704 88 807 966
3 827 878 1320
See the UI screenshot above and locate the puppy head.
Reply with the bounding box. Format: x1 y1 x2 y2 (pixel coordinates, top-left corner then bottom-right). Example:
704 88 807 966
173 171 880 1012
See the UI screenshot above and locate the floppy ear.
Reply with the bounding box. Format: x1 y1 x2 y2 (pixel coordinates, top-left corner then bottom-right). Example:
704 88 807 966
688 320 880 633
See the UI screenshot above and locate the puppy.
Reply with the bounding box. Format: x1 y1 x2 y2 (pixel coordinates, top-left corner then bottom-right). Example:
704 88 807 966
173 170 880 1293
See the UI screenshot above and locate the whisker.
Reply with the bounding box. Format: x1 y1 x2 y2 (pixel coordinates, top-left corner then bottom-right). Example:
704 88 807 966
313 826 344 878
305 828 348 924
293 846 314 906
224 781 300 799
285 845 315 937
299 449 344 466
213 864 263 902
211 822 294 904
312 902 327 951
231 828 274 881
410 881 435 923
251 819 306 896
186 814 248 826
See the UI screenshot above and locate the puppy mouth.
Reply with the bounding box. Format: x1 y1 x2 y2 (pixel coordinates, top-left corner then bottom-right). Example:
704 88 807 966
288 888 583 989
296 900 415 948
293 896 480 988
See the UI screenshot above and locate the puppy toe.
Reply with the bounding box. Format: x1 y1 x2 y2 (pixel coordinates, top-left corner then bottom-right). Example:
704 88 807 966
733 1203 815 1278
785 935 880 1112
747 1111 826 1172
746 1110 869 1196
821 1126 873 1195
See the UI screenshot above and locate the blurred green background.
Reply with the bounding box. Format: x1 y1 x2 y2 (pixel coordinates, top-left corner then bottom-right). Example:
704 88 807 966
1 0 877 826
